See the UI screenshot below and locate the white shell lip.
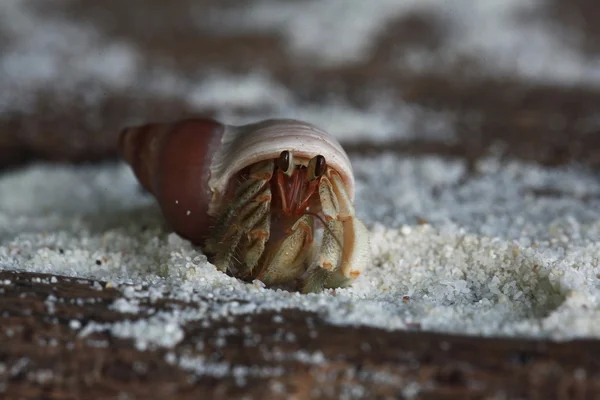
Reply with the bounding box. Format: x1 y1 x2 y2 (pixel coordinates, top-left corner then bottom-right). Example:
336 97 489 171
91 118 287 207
208 118 354 216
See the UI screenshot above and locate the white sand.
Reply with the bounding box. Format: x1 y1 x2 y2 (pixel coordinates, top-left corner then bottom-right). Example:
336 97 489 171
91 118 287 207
1 153 600 351
2 0 600 358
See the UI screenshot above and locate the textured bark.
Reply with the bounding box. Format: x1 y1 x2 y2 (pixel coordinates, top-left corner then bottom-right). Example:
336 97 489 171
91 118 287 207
2 1 600 399
2 270 599 400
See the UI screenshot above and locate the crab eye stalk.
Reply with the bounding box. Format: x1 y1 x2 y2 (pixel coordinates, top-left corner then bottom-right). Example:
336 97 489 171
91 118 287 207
307 155 327 181
277 150 294 176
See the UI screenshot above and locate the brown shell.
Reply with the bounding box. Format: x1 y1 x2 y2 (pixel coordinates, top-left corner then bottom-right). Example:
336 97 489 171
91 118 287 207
119 118 225 244
119 118 356 246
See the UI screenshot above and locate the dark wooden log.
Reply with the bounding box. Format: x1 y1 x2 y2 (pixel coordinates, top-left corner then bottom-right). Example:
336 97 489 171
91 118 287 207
1 270 599 399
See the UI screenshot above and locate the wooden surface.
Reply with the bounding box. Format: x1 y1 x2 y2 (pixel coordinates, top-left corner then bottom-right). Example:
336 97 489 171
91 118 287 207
3 270 600 399
1 1 600 399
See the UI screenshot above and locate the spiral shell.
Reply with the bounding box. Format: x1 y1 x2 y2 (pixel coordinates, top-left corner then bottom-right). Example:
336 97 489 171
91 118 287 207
119 118 224 243
119 118 355 244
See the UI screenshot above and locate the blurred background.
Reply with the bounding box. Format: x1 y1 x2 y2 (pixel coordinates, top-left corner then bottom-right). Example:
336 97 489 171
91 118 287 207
1 0 599 170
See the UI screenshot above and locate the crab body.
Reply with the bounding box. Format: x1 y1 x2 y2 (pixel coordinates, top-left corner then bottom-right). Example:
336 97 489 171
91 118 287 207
119 118 370 292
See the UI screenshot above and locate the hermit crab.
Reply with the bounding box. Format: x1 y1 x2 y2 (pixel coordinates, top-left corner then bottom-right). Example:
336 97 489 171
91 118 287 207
119 118 370 292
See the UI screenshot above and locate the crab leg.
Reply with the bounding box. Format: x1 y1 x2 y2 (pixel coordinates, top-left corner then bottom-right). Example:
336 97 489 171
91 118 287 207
328 171 370 282
257 214 315 285
301 218 344 293
239 214 270 277
208 160 274 273
205 160 274 253
301 170 370 293
301 175 343 292
212 187 271 272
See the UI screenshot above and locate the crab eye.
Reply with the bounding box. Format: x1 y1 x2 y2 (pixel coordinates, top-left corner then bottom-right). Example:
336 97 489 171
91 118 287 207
277 150 294 176
308 155 326 181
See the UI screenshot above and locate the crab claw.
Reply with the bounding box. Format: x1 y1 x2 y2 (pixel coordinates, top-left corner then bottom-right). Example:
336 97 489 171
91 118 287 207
301 170 370 293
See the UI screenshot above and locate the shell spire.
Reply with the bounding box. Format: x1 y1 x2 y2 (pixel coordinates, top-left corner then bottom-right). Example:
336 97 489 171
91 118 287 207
119 118 225 244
